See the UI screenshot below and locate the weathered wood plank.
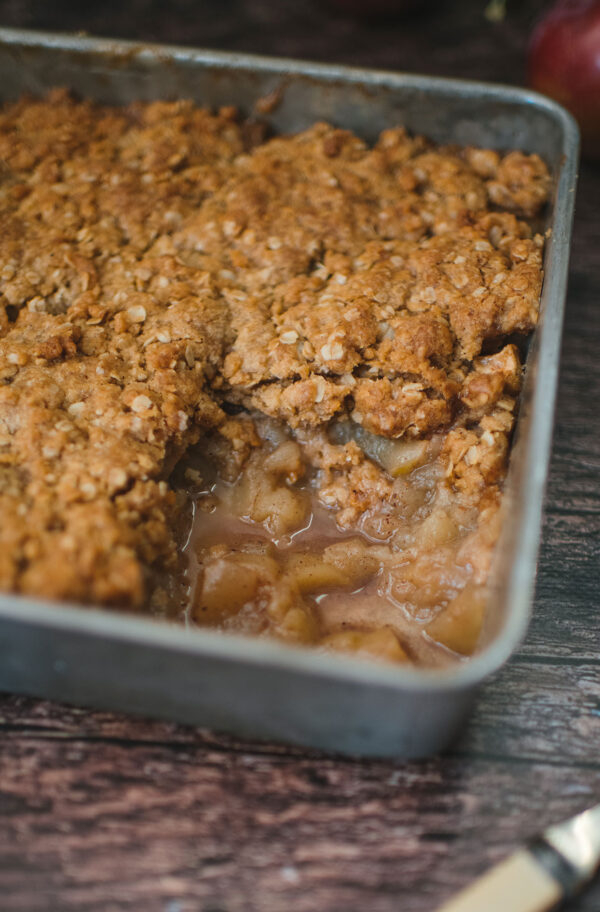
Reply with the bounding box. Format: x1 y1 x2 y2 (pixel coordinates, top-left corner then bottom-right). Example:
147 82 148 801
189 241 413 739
1 702 600 912
517 164 600 661
2 653 600 911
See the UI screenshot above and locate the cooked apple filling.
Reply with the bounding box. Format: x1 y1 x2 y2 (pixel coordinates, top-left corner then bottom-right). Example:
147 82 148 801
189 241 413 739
179 399 510 666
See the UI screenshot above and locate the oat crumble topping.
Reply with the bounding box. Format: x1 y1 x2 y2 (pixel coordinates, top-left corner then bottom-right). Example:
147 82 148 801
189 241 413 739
0 90 550 662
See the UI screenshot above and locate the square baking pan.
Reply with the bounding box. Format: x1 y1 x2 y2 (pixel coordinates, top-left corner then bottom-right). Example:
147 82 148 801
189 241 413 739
0 27 579 758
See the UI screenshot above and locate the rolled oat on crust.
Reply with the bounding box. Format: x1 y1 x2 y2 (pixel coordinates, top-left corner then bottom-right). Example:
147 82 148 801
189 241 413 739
0 91 550 608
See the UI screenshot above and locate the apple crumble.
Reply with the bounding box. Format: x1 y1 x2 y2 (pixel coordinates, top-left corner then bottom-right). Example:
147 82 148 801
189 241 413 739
0 90 550 665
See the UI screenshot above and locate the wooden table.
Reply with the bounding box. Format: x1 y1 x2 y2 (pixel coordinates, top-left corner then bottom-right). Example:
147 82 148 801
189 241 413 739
0 1 599 909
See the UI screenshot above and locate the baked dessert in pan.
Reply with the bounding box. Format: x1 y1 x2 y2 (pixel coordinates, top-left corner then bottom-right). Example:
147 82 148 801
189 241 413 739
0 89 550 667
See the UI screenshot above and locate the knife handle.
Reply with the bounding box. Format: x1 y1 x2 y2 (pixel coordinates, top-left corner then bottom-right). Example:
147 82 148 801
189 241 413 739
436 848 563 912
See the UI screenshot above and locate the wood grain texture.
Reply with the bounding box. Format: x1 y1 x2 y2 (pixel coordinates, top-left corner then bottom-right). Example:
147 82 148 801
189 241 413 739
0 1 599 910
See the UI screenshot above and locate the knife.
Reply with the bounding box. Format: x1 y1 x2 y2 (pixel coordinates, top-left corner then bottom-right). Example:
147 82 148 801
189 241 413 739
437 802 600 912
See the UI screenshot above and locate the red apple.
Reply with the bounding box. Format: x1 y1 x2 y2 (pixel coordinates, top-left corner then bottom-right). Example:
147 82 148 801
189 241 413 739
528 0 600 158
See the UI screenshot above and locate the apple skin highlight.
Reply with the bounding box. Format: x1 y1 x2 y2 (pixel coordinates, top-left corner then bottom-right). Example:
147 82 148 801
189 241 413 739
529 0 600 158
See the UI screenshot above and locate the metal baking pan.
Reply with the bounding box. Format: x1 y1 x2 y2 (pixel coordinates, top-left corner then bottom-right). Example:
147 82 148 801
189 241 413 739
0 27 579 757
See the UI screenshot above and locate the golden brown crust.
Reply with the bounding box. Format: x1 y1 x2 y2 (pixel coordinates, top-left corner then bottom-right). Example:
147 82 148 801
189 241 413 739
0 91 550 608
